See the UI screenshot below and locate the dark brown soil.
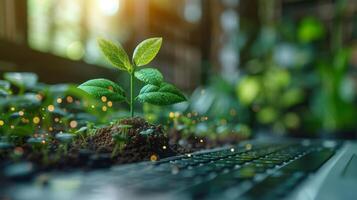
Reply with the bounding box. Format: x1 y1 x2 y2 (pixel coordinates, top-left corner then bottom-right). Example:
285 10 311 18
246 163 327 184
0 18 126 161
1 117 248 181
0 117 253 184
71 117 179 165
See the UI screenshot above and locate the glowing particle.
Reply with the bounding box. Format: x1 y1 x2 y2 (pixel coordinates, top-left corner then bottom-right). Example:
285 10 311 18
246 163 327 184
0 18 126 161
91 105 95 109
199 139 204 143
245 144 252 150
18 111 24 116
70 120 78 128
14 147 24 155
10 107 15 111
56 98 62 104
150 154 158 162
33 117 40 124
10 125 15 129
230 148 235 152
66 96 73 103
47 105 55 112
0 120 4 126
101 96 107 102
102 106 107 112
169 112 175 118
54 117 60 122
36 94 43 101
187 154 192 157
48 127 53 131
41 140 46 144
107 101 113 107
162 145 167 150
230 108 237 116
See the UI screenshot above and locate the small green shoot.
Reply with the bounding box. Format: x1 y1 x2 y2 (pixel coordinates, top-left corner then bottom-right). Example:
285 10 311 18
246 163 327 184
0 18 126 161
55 133 74 155
0 80 11 97
78 37 186 117
111 124 132 157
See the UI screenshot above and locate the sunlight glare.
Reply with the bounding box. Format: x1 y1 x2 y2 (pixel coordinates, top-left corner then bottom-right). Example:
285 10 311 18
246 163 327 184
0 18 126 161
98 0 120 16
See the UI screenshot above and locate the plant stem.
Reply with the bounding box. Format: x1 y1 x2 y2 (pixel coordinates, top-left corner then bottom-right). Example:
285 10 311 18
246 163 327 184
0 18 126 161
130 72 134 117
19 86 25 95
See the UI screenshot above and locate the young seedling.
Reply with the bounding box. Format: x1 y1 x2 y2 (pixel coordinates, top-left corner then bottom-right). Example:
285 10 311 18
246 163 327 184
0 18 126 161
78 37 186 117
111 124 131 157
27 137 49 164
0 80 11 97
55 133 74 155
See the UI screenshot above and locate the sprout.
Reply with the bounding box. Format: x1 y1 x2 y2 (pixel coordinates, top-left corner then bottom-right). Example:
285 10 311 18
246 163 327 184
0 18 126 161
78 37 186 118
55 133 74 156
111 124 132 157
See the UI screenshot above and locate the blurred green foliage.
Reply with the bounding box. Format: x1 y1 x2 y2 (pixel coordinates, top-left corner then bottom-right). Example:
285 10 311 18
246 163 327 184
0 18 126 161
234 3 356 137
0 72 127 143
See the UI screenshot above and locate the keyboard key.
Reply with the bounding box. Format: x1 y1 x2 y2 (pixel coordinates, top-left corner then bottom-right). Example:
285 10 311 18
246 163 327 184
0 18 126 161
282 149 334 173
243 172 305 199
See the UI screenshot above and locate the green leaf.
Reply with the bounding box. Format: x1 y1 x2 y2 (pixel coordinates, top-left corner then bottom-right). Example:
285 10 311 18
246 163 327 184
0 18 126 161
133 37 162 67
0 80 11 96
78 79 126 102
134 68 163 86
4 72 38 88
139 128 155 137
97 38 131 71
137 83 186 105
0 89 9 97
0 80 10 90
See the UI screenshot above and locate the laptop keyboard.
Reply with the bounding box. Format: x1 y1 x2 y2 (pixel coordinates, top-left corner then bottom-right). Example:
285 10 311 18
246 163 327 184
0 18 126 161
121 141 337 199
2 141 338 200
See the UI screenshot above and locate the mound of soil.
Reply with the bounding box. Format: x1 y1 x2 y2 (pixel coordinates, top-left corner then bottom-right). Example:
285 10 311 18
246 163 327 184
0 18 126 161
1 117 247 182
72 117 179 165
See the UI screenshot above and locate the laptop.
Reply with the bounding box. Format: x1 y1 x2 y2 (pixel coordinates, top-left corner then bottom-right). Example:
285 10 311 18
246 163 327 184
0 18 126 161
2 139 357 200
